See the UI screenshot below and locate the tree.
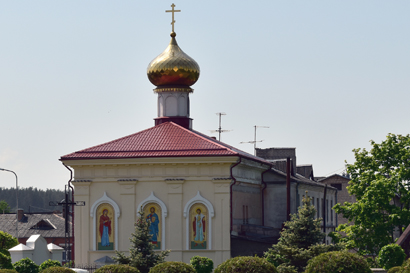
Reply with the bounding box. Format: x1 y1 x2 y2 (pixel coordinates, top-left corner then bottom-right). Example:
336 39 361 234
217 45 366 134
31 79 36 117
264 194 344 272
334 134 410 255
0 231 18 256
113 209 169 273
0 201 10 214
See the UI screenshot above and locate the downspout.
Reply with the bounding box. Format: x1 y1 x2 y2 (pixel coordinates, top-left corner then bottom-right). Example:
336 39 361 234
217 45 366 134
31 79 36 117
230 157 242 233
261 165 271 226
286 158 291 221
63 163 75 262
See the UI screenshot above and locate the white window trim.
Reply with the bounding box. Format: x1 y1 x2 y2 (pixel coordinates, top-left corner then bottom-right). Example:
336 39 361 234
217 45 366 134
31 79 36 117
183 191 215 250
137 192 168 250
90 192 120 251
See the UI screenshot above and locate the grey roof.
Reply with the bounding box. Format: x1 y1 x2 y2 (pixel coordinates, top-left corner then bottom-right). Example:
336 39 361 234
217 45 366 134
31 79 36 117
268 167 338 190
0 212 71 238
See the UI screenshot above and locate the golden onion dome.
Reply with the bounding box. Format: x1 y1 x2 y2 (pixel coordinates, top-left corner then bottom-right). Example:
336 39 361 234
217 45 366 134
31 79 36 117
147 32 200 90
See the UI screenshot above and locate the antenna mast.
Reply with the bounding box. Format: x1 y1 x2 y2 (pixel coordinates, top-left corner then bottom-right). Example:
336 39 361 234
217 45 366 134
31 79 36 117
240 125 269 155
210 112 231 141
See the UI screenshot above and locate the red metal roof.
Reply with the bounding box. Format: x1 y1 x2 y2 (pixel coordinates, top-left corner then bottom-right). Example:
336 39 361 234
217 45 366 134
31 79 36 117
60 122 269 164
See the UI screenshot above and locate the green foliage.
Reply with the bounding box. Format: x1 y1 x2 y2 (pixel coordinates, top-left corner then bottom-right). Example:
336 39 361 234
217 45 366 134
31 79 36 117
39 267 74 273
366 256 380 268
38 260 61 272
0 270 18 273
113 209 169 273
0 201 11 213
94 264 140 273
214 256 277 273
189 256 213 273
334 134 410 255
0 252 14 270
264 194 345 272
304 251 372 273
388 266 402 273
378 244 406 270
277 264 297 273
0 231 18 256
149 262 195 273
13 258 39 273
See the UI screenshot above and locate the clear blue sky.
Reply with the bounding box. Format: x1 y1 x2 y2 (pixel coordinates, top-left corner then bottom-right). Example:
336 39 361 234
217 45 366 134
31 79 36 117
0 1 409 190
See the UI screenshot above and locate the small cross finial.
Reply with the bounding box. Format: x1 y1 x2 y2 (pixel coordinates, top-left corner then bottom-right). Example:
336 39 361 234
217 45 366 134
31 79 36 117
166 3 181 33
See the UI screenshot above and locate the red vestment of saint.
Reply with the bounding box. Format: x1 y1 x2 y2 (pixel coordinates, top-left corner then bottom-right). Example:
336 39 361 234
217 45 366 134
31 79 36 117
99 215 111 236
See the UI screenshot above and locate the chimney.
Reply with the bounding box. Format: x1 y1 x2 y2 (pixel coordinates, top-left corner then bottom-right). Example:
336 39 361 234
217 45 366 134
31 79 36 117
17 209 24 221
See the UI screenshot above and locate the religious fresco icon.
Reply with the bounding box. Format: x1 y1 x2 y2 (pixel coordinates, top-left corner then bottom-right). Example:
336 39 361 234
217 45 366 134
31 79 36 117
97 203 114 250
143 203 162 250
190 203 207 250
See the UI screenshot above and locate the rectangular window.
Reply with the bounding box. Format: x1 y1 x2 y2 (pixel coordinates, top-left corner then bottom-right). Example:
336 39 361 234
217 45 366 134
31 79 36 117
326 199 329 223
242 205 246 224
317 198 320 218
321 198 324 218
246 205 249 224
331 200 333 224
331 183 342 190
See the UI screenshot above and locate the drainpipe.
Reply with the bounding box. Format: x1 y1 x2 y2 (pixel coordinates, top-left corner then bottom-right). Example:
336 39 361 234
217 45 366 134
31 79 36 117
261 166 271 226
286 158 291 221
230 157 242 233
63 163 75 262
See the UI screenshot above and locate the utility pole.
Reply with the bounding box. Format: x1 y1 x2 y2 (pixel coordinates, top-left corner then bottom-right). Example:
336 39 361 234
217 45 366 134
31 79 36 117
210 112 231 141
0 168 18 239
240 125 269 155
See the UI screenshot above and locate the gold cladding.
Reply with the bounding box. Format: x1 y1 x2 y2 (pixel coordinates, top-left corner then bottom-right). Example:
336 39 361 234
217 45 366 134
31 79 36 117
147 35 200 87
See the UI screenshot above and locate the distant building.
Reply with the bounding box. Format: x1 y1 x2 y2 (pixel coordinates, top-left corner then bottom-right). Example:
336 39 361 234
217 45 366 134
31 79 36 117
317 174 353 226
0 209 73 262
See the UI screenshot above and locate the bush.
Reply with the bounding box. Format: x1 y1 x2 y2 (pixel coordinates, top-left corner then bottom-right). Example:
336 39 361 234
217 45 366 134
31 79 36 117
214 256 278 273
39 260 62 272
39 267 74 273
0 252 14 270
398 258 410 273
277 264 297 273
190 256 213 273
13 258 39 273
366 257 380 268
378 244 406 270
95 265 140 273
304 251 372 273
149 262 195 273
0 270 18 273
388 266 402 273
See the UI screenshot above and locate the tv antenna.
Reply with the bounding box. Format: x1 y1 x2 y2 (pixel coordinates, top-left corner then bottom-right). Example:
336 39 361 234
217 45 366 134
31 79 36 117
240 125 270 155
210 112 231 141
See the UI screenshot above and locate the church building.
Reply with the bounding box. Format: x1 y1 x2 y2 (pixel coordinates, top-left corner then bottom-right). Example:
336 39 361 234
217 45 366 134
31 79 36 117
60 4 337 266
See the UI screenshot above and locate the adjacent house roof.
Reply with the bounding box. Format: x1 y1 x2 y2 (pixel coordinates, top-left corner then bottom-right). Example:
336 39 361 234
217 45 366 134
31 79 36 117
0 212 71 238
60 122 271 165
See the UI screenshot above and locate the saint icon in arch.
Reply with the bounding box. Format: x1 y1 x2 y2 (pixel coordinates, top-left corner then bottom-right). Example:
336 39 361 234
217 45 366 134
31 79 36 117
190 204 207 249
144 203 161 249
97 204 114 250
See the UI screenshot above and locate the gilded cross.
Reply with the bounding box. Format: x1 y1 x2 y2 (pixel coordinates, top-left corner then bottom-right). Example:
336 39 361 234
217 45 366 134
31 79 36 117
166 3 181 33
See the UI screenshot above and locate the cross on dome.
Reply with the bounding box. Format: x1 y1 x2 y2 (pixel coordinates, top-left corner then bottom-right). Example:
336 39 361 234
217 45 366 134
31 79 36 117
166 3 181 33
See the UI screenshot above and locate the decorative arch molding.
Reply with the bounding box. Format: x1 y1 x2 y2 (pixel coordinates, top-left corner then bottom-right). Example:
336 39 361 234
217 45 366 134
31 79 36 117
183 191 215 250
90 192 120 251
137 192 168 250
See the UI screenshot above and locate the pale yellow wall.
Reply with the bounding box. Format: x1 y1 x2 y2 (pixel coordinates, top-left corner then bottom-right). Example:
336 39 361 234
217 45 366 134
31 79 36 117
64 156 238 267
